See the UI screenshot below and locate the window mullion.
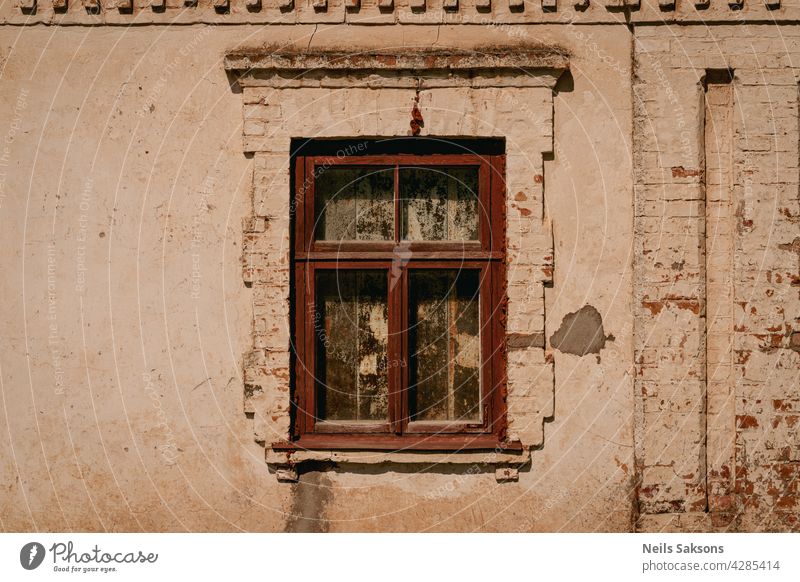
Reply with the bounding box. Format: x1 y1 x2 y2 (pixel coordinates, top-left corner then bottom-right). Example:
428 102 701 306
393 164 400 246
399 265 409 434
391 163 403 434
388 263 402 434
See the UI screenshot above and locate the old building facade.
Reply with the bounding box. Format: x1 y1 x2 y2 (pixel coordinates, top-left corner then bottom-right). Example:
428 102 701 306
1 1 798 532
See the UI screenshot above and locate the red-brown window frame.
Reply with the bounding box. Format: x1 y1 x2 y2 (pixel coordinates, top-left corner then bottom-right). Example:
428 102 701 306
277 152 515 452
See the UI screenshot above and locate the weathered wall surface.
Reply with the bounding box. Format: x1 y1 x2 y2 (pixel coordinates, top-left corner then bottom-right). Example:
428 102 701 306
0 15 797 532
0 26 278 531
0 24 634 532
634 24 800 533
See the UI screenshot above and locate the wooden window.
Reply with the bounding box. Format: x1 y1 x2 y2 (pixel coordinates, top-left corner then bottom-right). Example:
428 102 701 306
284 147 512 452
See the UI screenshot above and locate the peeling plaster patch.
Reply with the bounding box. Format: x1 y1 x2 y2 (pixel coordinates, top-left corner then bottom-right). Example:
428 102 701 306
507 332 545 349
284 471 333 533
410 91 424 136
790 332 800 353
549 305 614 361
671 166 703 178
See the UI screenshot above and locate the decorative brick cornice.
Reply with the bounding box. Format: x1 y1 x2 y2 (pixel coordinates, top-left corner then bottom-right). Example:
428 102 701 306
1 0 793 26
225 47 569 73
224 47 569 89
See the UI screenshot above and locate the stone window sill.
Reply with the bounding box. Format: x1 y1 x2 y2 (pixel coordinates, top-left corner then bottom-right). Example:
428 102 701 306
266 444 530 483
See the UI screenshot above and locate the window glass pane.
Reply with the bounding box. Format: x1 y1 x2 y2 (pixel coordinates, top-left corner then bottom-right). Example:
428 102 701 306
314 167 394 242
409 269 481 422
315 270 389 422
400 166 479 241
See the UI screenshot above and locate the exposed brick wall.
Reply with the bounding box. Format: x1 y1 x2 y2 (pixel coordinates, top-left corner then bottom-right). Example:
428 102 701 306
633 55 707 516
634 25 800 532
705 77 736 516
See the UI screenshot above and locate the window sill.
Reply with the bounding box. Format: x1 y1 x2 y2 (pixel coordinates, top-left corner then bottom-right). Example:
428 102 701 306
272 434 522 452
266 438 529 483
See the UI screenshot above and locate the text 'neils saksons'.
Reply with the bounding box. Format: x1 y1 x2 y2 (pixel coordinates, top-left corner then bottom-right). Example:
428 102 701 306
643 543 724 554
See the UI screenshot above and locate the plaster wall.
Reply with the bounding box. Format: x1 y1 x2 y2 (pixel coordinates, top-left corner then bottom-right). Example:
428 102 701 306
2 19 792 532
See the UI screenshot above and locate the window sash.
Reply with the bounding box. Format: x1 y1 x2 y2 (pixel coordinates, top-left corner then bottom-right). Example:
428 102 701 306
296 154 496 259
295 260 501 438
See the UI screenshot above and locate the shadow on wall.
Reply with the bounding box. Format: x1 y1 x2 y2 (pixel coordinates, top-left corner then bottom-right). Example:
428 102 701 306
285 470 334 533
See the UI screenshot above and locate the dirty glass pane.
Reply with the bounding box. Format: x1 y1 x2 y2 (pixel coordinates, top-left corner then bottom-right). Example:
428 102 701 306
408 269 481 422
315 167 394 242
400 166 479 241
315 270 389 422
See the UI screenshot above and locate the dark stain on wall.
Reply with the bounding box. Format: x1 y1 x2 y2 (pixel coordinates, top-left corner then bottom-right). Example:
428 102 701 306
549 305 614 360
284 471 333 533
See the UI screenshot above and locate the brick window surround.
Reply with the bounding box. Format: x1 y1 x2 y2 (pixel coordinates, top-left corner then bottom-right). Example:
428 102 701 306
225 48 567 480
